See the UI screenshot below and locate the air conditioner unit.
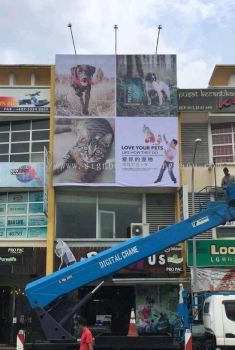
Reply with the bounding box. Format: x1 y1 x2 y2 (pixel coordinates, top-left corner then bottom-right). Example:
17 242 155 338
130 223 149 238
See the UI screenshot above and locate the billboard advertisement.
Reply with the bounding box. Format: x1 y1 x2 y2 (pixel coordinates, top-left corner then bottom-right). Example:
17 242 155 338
0 163 44 187
53 117 115 185
178 88 235 113
117 55 177 116
55 55 115 116
54 55 178 187
116 117 179 186
53 117 178 186
0 88 50 113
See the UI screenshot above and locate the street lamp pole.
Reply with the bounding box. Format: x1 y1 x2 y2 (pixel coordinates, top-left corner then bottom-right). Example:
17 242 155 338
191 138 202 294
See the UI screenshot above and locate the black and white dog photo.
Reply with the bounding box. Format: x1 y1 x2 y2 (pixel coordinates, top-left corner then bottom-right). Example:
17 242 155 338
145 73 171 106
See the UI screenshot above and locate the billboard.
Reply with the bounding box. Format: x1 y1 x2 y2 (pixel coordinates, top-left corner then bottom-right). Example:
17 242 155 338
53 117 178 186
0 163 44 187
187 240 235 267
117 55 177 116
53 117 115 185
178 88 235 112
55 55 115 117
54 55 178 187
0 88 50 113
115 117 179 186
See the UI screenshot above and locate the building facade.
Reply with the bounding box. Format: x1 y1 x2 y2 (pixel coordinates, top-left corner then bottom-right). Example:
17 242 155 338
0 65 51 344
1 59 235 344
179 64 235 295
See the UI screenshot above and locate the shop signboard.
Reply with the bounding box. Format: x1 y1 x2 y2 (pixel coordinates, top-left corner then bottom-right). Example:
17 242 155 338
194 268 235 292
187 239 235 267
54 53 178 188
65 245 184 277
0 247 33 265
0 163 44 188
0 88 50 113
178 88 235 113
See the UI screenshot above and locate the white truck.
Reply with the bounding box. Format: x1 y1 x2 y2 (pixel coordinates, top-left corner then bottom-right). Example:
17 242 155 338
202 294 235 349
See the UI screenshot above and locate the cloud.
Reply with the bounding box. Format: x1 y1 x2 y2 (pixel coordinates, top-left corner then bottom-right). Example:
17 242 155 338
0 0 234 87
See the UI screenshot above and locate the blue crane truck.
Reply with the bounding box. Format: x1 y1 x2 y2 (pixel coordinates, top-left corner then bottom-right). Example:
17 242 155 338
24 184 235 350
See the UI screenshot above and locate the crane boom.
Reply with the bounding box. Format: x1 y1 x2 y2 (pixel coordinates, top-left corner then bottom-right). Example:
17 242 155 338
26 185 235 310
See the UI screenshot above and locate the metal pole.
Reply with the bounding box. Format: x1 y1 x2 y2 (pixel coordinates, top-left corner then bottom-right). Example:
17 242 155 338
191 139 202 319
156 25 162 55
67 22 77 54
114 25 118 55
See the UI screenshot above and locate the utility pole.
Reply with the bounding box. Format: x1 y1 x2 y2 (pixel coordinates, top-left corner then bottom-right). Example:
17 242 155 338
114 24 118 55
156 25 162 55
67 22 77 54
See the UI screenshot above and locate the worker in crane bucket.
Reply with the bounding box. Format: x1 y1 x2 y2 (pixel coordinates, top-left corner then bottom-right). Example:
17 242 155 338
221 167 235 188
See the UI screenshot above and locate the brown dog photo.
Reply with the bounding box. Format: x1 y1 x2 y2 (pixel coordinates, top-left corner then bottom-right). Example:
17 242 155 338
56 55 116 117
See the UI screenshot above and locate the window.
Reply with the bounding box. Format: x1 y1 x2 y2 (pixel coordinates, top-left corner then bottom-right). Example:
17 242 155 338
224 301 235 322
203 302 210 314
0 119 49 162
211 123 235 163
0 191 47 239
56 191 142 239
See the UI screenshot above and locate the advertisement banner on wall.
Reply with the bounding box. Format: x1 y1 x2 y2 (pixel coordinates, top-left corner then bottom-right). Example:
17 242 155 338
178 88 235 113
54 54 178 187
116 117 179 186
187 239 235 267
117 55 177 116
53 117 115 185
0 163 44 187
55 55 116 117
0 88 50 113
136 285 178 334
194 268 235 292
53 117 178 186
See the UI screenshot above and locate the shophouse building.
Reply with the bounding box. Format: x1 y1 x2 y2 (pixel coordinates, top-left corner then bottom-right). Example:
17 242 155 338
179 64 235 295
48 54 186 337
0 65 51 344
3 59 235 344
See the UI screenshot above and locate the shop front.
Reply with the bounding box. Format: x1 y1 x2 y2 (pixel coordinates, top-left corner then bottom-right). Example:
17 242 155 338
54 244 187 337
0 247 46 345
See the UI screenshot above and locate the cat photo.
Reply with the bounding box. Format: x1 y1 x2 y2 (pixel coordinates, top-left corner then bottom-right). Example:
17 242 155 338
53 117 115 184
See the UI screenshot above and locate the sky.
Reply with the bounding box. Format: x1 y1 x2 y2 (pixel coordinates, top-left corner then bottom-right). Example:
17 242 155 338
1 0 235 88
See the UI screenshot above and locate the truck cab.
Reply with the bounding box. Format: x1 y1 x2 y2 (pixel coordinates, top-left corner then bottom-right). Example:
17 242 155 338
203 294 235 349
